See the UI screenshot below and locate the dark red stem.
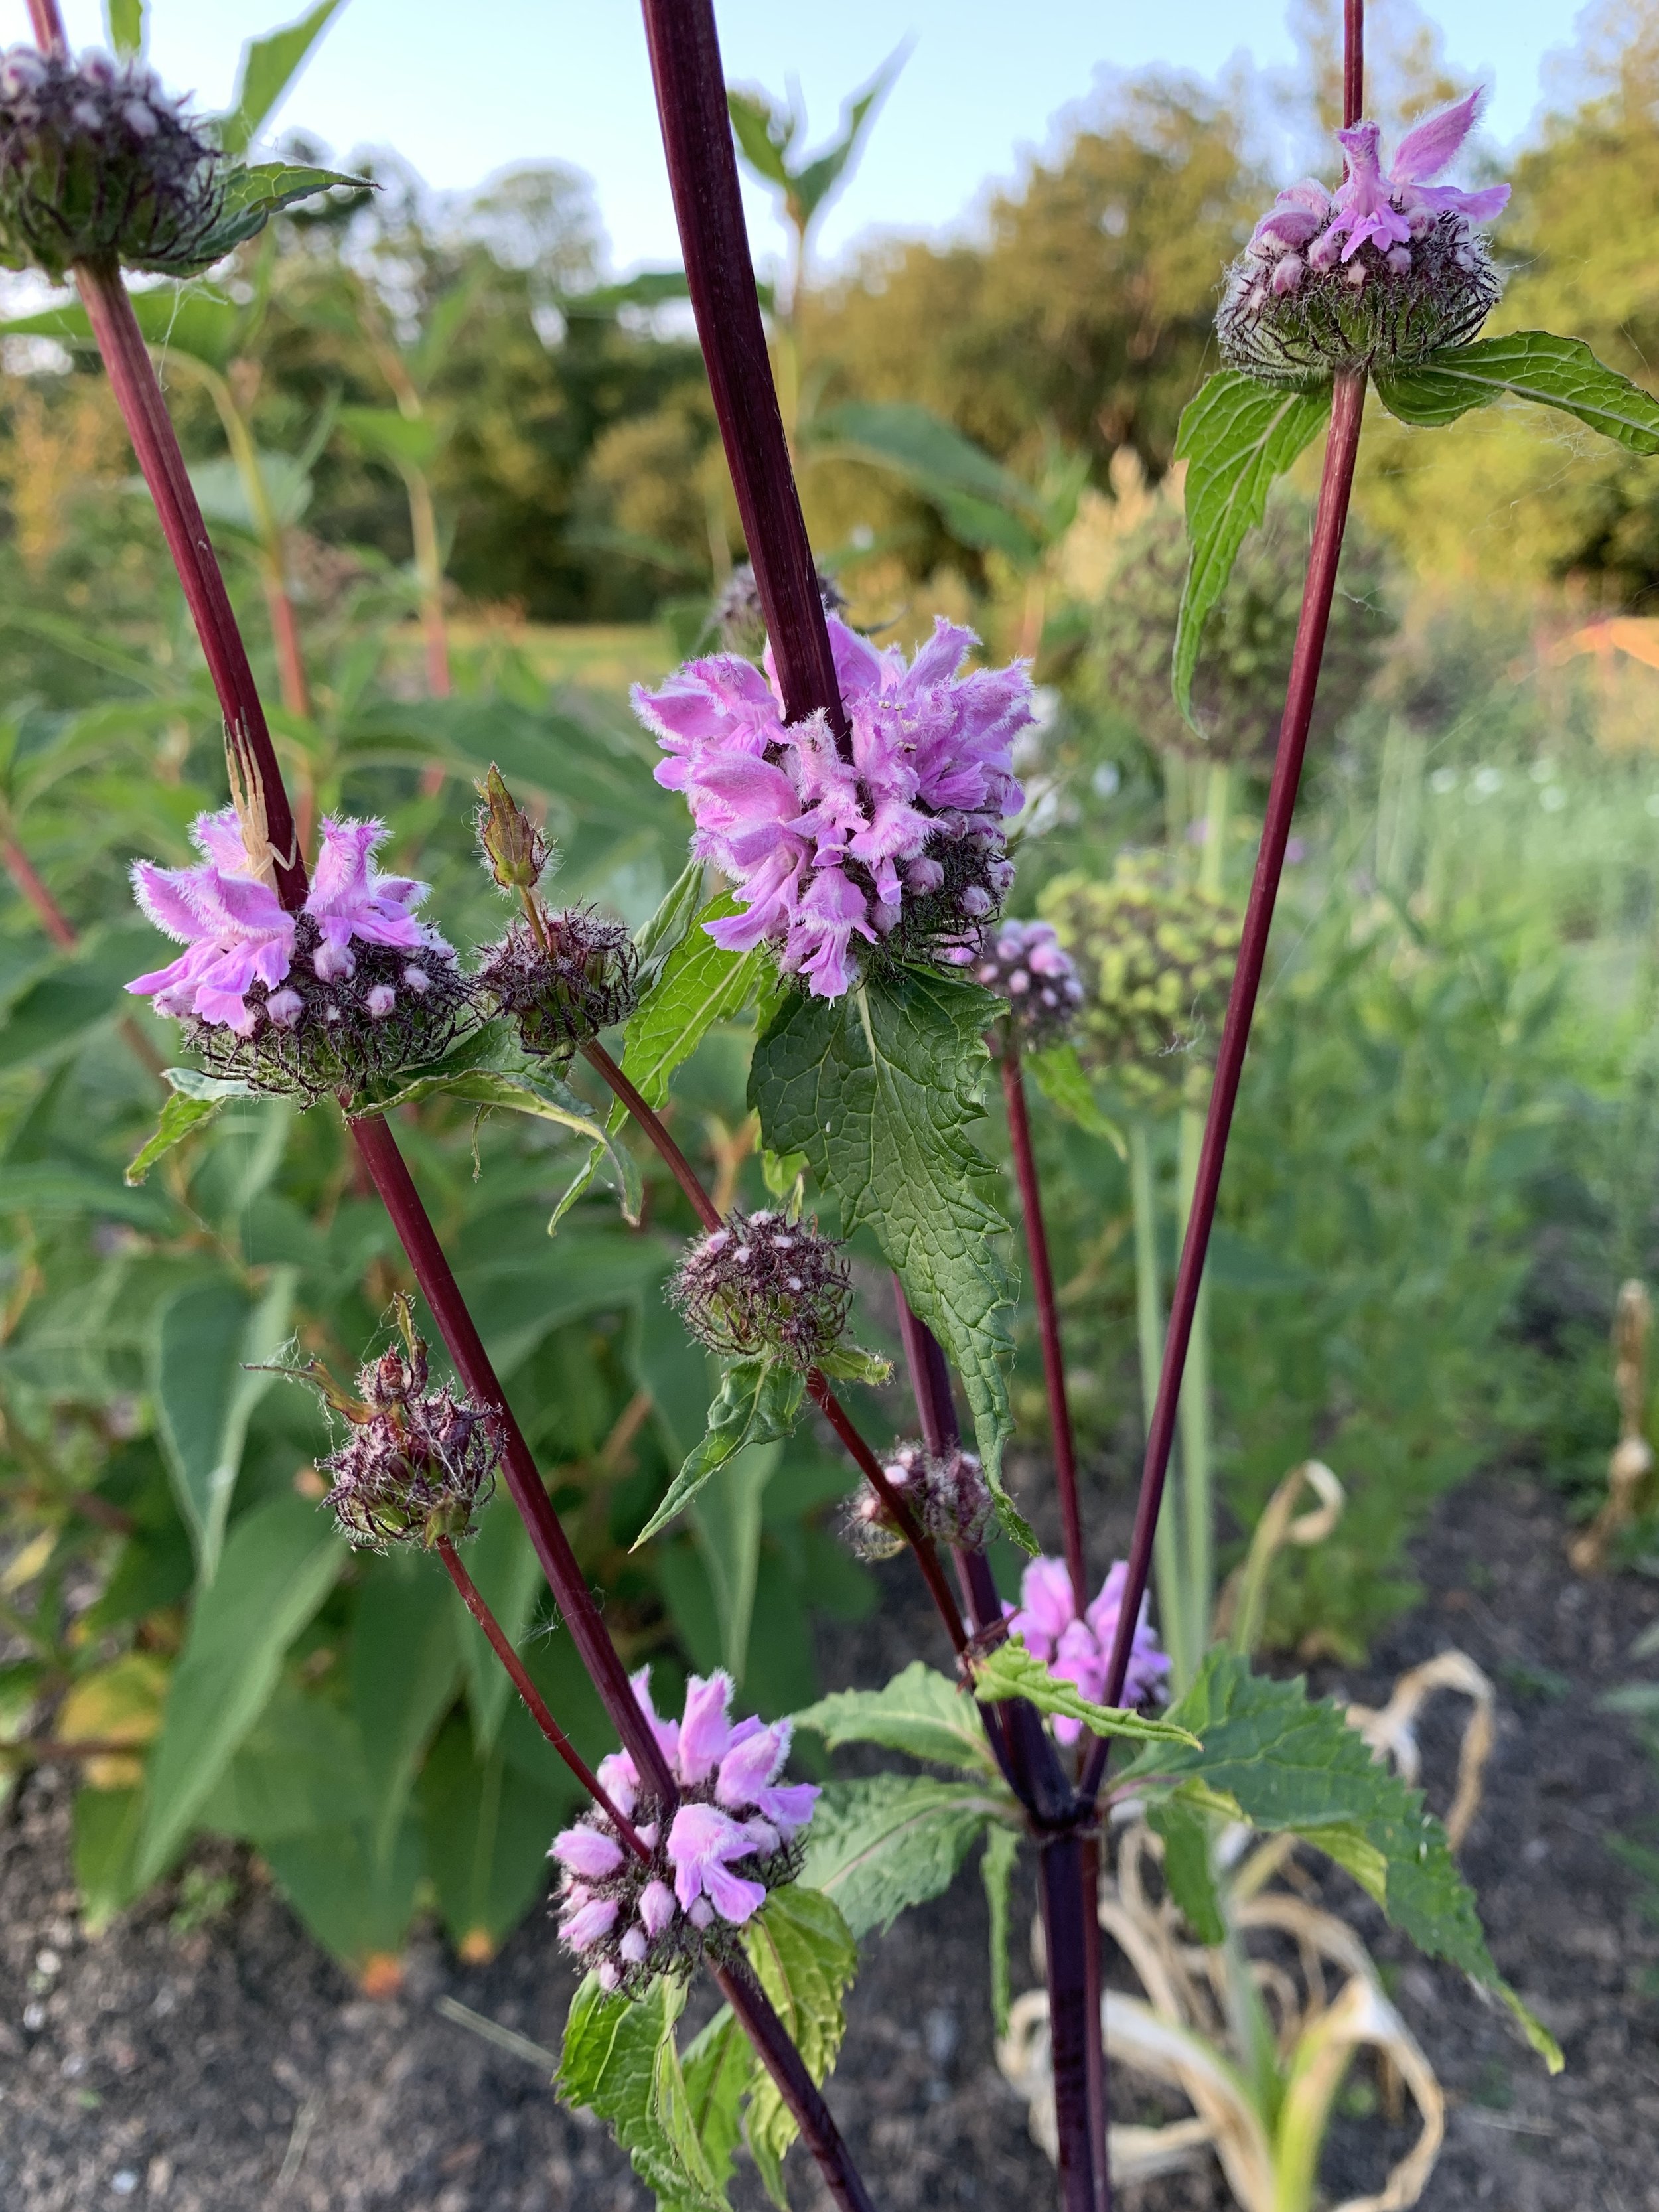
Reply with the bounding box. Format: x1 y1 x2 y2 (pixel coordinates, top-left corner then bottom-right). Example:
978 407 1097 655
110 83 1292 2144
1 834 76 948
715 1962 879 2212
350 1114 676 1800
639 0 844 737
1344 0 1365 126
1000 1037 1086 1613
1037 1831 1102 2212
435 1534 648 1856
581 1039 722 1232
1082 368 1367 1805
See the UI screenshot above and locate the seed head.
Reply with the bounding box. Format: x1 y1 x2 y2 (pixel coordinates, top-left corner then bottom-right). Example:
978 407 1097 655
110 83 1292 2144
473 907 639 1061
975 919 1084 1049
843 1441 995 1561
1039 859 1240 1112
670 1210 851 1372
0 45 226 279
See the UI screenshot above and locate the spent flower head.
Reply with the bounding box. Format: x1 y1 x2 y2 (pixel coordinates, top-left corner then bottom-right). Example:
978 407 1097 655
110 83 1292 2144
127 809 469 1102
1004 1556 1170 1744
551 1668 818 1994
670 1209 851 1372
1220 90 1508 385
0 44 226 279
842 1441 995 1561
974 919 1084 1051
287 1299 502 1551
634 616 1031 998
1039 858 1240 1113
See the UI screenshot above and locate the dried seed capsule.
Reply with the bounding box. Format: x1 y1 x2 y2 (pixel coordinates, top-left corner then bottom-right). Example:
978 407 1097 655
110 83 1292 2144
670 1209 851 1372
473 907 639 1060
842 1441 995 1560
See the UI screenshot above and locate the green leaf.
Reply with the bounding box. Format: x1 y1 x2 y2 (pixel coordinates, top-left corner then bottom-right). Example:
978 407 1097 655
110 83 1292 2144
750 968 1023 1525
727 88 794 189
634 1357 806 1547
970 1635 1201 1749
794 1659 997 1776
634 857 709 987
73 1786 145 1935
352 1552 462 1868
261 1817 423 1969
678 2008 755 2211
135 1494 346 1889
419 1717 575 1960
808 400 1043 524
789 46 908 226
1172 372 1333 724
981 1823 1020 2037
1022 1041 1125 1151
218 0 348 155
125 1090 224 1185
798 1775 1005 1937
1115 1650 1563 2071
741 1886 858 2181
181 163 364 271
0 921 159 1075
163 1065 257 1101
1376 331 1659 453
559 1975 730 2211
624 892 766 1110
151 1267 297 1582
1147 1796 1225 1945
198 1677 368 1843
105 0 146 58
1 285 244 372
810 1341 893 1386
336 403 441 475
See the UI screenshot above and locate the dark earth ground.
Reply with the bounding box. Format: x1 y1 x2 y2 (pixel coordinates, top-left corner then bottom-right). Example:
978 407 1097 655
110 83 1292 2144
5 1469 1659 2212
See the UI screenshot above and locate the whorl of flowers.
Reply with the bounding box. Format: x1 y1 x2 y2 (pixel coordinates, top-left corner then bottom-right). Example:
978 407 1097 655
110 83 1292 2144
0 44 226 279
713 560 846 658
634 616 1031 999
470 765 640 1058
552 1668 818 1994
1219 91 1508 385
842 1441 995 1562
974 919 1084 1051
670 1209 851 1372
1039 859 1241 1113
127 810 469 1102
296 1301 502 1552
1005 1557 1170 1745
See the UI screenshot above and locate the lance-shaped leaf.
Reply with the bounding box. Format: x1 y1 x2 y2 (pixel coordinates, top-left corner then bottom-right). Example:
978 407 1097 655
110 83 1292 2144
125 1089 224 1185
1113 1649 1563 2071
217 0 348 156
741 1886 859 2195
806 399 1045 563
798 1773 1014 1938
182 165 366 273
750 968 1023 1528
1375 331 1659 452
106 0 145 58
795 1659 997 1776
1172 372 1333 725
970 1635 1201 1749
1023 1040 1125 1151
982 1824 1021 2037
634 1357 805 1547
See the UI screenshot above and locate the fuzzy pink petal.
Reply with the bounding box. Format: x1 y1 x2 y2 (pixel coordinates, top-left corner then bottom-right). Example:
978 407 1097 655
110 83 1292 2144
1389 89 1482 185
551 1825 625 1879
716 1719 790 1808
131 861 208 944
678 1672 735 1785
189 806 250 871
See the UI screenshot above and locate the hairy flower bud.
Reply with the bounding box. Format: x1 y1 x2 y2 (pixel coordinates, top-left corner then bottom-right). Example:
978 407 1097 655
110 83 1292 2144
473 907 639 1060
843 1441 995 1560
552 1670 817 1995
475 763 551 893
1039 859 1240 1112
670 1209 851 1371
975 919 1084 1049
0 45 226 278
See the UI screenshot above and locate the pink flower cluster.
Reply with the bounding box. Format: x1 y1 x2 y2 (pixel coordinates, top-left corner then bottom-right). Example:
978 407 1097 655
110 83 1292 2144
975 918 1084 1049
127 809 445 1035
551 1669 818 1994
1005 1557 1170 1746
634 616 1031 999
1246 90 1507 298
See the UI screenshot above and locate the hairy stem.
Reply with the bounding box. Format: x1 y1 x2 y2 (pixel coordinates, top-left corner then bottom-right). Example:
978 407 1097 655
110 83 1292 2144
435 1534 648 1855
1084 366 1368 1803
999 1033 1085 1611
714 1961 879 2212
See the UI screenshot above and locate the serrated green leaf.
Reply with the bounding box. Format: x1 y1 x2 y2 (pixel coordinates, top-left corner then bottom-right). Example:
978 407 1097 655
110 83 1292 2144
1376 331 1659 453
749 968 1022 1526
677 2008 755 2211
1172 372 1333 725
810 1341 893 1386
794 1659 996 1776
741 1886 858 2179
635 857 709 987
179 163 363 273
1116 1650 1563 2071
125 1090 224 1185
624 892 765 1110
1022 1040 1125 1151
981 1823 1020 2037
218 1 347 156
972 1635 1200 1749
151 1266 297 1582
634 1357 805 1547
1147 1795 1225 1945
559 1974 731 2211
797 1774 1009 1937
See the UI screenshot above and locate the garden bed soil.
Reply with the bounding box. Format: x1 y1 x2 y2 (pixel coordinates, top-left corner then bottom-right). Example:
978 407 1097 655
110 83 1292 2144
4 1470 1659 2212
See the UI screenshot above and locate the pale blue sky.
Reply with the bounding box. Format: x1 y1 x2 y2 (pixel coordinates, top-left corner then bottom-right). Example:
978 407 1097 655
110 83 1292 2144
37 0 1595 277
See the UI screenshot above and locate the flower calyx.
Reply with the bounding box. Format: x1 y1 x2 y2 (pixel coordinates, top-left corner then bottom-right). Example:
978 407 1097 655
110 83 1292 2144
670 1208 852 1372
843 1440 995 1560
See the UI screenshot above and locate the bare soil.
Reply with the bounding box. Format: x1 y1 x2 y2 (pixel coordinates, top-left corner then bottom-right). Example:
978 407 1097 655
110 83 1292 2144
3 1471 1659 2212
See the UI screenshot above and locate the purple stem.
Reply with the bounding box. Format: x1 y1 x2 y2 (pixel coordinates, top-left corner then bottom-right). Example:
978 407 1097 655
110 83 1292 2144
1082 365 1368 1805
714 1962 878 2212
638 0 845 737
999 1035 1086 1612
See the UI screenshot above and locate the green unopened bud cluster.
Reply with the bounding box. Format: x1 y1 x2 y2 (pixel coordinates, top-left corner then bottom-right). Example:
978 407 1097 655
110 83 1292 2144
0 44 225 278
1039 857 1240 1111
